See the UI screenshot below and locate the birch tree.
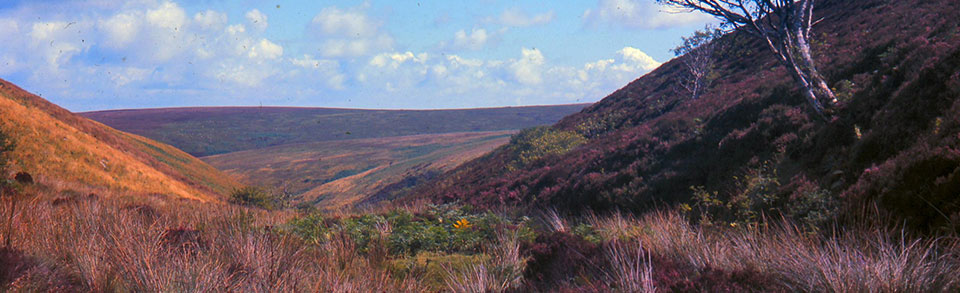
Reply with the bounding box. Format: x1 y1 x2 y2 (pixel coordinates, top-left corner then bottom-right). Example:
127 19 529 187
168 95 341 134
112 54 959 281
659 0 837 116
672 26 723 100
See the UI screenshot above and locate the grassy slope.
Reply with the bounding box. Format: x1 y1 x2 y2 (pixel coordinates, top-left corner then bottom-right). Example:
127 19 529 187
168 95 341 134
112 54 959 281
81 104 588 157
203 131 514 209
415 0 960 231
0 78 239 201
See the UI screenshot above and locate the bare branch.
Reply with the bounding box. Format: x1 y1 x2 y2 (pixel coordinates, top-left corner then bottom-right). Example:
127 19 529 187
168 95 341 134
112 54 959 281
659 0 837 117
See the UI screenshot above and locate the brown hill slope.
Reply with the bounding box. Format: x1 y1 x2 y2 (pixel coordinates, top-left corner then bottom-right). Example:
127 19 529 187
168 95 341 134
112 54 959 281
414 0 960 232
203 131 514 209
0 78 239 201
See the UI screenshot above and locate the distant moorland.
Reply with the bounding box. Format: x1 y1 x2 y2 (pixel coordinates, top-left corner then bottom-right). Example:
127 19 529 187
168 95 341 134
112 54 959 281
82 104 587 157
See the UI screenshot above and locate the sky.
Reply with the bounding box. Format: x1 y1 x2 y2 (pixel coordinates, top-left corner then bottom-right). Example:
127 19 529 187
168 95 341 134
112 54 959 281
0 0 713 111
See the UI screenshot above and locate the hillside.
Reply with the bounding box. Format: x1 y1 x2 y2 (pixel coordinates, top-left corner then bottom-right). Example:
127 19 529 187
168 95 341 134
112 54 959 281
81 104 587 157
0 78 239 201
415 0 960 232
203 131 514 209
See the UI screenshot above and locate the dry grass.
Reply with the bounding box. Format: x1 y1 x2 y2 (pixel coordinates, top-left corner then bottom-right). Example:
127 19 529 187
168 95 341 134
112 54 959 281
2 182 956 292
603 240 655 292
0 83 239 202
442 230 526 293
0 188 425 292
589 211 960 292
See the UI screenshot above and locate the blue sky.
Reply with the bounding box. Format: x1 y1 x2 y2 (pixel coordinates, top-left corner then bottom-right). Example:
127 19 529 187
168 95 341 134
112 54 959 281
0 0 713 111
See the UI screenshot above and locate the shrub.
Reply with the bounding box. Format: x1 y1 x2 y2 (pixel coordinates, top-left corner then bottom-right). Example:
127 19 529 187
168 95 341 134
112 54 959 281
286 204 522 257
506 127 586 170
386 251 486 290
522 231 603 291
685 162 840 232
229 186 281 210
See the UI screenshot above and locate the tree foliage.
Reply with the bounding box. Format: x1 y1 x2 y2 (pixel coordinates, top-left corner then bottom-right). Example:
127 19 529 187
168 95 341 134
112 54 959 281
672 26 724 100
659 0 837 117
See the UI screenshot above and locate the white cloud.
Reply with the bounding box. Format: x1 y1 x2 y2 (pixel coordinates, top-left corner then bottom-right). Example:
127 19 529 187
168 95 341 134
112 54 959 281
289 54 346 89
0 1 668 110
145 1 186 30
617 47 661 71
499 8 555 27
107 66 151 86
226 24 246 35
248 39 283 59
370 51 428 68
194 10 227 31
446 55 484 68
312 7 376 37
100 13 141 49
29 21 91 70
583 0 711 29
453 28 490 50
309 5 393 58
245 9 267 31
213 63 274 87
510 48 545 85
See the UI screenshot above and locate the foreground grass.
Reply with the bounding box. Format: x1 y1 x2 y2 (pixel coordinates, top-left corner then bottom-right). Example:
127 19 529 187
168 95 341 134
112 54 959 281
0 187 424 292
1 185 957 292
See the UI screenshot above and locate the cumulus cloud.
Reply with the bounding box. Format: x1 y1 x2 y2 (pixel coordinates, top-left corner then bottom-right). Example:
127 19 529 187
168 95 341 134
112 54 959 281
289 54 345 90
499 8 555 27
194 10 227 31
0 0 299 102
352 46 661 107
369 51 428 68
617 47 661 71
510 48 545 85
245 9 267 31
452 28 491 50
145 1 186 30
583 0 712 29
100 13 140 49
29 21 93 70
309 5 393 57
0 0 666 110
248 39 283 59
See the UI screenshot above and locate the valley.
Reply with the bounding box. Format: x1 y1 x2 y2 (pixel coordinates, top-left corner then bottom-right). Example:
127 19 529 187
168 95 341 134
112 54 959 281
2 0 960 291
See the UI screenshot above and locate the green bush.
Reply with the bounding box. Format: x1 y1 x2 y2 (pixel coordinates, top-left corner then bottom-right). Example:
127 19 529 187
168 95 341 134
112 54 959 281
507 126 586 170
286 204 525 256
683 163 839 233
229 186 281 210
386 252 488 291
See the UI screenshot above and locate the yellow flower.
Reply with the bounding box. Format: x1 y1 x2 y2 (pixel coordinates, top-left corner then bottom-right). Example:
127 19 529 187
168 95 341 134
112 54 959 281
453 218 472 229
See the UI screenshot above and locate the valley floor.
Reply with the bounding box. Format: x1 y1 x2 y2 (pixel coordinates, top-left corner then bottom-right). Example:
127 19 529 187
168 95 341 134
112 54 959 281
2 183 957 292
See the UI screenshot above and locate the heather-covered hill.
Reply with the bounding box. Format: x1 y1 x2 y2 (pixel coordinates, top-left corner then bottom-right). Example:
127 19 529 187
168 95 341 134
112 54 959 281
0 78 239 201
415 0 960 232
81 104 587 157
